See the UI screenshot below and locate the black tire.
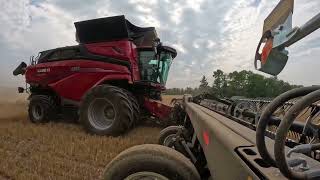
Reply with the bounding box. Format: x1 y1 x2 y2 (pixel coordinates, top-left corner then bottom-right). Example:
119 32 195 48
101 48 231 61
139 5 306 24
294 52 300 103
158 126 182 146
61 105 79 123
103 144 201 180
79 85 133 136
123 90 140 126
28 95 58 123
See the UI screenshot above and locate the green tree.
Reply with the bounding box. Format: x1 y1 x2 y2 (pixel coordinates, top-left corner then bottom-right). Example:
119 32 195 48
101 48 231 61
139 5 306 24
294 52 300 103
213 70 300 98
199 75 209 88
212 69 227 97
197 75 210 95
165 70 300 97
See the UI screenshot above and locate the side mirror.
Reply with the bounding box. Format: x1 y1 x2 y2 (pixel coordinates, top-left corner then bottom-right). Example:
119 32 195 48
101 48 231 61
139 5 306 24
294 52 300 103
13 62 27 76
18 87 24 93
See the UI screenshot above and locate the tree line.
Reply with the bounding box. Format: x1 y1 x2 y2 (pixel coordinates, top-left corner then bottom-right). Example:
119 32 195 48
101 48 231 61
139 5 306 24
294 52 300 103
165 69 301 98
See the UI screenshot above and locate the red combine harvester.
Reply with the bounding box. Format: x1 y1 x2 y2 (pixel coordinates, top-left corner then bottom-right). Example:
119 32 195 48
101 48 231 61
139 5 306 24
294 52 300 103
13 15 178 136
103 1 320 180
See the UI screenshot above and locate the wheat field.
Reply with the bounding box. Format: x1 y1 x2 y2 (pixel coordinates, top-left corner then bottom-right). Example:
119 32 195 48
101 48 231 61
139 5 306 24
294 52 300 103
0 89 181 180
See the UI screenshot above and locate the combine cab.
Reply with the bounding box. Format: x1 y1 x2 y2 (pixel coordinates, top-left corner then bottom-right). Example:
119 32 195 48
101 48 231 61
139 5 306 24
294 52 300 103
13 15 178 136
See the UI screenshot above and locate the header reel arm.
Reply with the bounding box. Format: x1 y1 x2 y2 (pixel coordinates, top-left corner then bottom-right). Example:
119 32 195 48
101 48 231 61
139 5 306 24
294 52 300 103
254 0 320 76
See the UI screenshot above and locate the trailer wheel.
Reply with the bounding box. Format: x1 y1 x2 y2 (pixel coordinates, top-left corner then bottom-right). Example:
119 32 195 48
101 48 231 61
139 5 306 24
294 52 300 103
80 85 133 136
103 144 201 180
159 126 183 146
28 95 58 123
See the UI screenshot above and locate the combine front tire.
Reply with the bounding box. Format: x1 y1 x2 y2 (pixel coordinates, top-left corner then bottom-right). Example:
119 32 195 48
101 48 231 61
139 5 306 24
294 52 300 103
123 90 140 125
79 85 133 136
28 95 58 123
103 144 201 180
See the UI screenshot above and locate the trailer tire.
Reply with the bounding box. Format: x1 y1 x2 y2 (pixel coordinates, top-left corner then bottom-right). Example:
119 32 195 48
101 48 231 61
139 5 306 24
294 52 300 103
103 144 201 180
159 126 183 146
28 95 58 123
80 85 133 136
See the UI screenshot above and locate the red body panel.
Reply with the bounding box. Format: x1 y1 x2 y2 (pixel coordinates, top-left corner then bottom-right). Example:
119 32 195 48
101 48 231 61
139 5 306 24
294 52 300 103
85 40 132 60
143 98 172 120
84 40 140 82
26 60 131 101
129 43 140 81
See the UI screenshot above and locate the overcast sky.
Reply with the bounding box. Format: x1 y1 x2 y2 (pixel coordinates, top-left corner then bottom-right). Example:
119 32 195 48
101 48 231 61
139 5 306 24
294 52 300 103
1 0 319 88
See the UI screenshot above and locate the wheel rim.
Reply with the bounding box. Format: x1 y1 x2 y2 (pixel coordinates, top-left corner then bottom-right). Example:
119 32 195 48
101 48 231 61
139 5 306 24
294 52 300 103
88 98 116 130
163 134 176 147
32 104 44 120
124 171 169 180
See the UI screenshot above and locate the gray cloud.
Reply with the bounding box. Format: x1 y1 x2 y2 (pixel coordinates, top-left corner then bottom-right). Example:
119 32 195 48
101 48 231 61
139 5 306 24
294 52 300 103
0 0 320 88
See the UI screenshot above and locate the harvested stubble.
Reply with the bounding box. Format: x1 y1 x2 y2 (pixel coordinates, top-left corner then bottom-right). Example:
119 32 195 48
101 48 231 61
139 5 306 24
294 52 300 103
0 96 161 180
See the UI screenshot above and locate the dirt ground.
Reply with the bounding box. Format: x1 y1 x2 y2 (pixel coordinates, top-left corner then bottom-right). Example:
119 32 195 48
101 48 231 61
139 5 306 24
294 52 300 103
0 89 180 180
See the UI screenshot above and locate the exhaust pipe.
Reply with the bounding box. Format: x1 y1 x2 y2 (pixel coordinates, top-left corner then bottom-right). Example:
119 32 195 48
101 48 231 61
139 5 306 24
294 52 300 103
13 62 27 76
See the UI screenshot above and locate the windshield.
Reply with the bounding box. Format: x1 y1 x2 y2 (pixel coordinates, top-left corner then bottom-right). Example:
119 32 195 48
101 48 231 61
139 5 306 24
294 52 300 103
139 50 173 85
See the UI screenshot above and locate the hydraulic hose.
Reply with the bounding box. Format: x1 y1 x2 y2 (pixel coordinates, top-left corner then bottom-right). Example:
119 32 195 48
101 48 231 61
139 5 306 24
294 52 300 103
274 89 320 180
256 86 320 167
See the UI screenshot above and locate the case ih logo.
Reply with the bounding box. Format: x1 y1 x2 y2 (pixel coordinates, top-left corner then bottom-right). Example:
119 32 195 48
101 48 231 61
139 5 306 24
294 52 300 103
71 66 80 72
37 68 50 73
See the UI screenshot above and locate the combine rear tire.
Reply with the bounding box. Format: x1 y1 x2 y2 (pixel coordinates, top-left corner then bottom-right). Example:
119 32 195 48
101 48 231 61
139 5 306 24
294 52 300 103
79 85 133 136
28 95 58 123
103 144 201 180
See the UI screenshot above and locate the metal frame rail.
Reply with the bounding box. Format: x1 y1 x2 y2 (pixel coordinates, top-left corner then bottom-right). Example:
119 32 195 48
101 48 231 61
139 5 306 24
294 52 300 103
182 95 320 180
201 98 319 146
